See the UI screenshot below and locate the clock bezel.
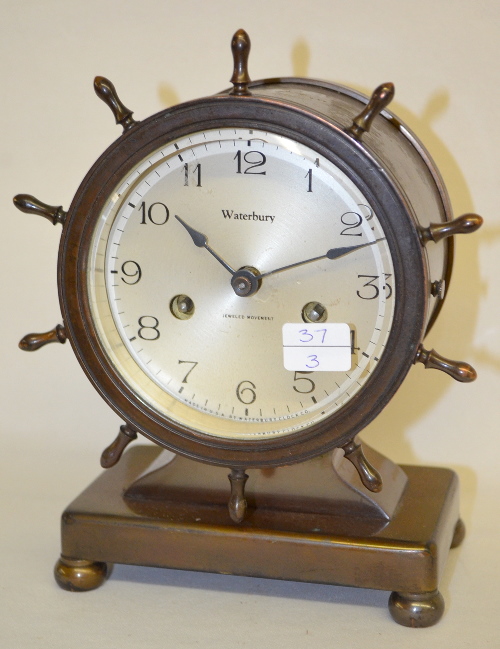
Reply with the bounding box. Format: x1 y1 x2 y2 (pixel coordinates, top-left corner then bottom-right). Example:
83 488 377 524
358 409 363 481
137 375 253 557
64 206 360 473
58 94 427 467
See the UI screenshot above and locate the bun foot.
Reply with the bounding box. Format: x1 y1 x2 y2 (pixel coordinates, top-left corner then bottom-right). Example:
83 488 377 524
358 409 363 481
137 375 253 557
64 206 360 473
388 589 444 627
54 556 109 591
451 518 466 549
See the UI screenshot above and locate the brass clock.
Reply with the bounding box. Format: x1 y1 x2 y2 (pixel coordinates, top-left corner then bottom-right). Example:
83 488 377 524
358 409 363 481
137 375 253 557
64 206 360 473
15 30 482 627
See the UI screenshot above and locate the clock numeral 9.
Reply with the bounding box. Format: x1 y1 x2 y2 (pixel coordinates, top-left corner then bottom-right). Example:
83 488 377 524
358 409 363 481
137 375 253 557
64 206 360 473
120 260 142 285
137 316 160 340
234 150 266 175
356 274 393 300
139 201 169 225
236 380 257 404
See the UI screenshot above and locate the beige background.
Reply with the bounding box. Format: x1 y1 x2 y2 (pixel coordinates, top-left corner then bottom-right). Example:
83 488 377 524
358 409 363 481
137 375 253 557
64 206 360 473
1 1 499 646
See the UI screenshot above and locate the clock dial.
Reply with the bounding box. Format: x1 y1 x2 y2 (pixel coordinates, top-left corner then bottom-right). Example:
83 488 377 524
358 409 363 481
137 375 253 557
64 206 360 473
88 127 395 440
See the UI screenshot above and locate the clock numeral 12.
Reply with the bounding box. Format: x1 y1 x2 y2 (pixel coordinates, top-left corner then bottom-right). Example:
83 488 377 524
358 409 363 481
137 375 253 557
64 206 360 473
234 150 266 175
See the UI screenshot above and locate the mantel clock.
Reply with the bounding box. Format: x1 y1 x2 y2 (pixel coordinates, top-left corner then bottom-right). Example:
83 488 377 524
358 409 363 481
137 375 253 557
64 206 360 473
14 30 482 627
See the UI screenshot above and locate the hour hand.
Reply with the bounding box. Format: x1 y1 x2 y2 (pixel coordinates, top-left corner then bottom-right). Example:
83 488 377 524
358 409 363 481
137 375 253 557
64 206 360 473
175 215 235 275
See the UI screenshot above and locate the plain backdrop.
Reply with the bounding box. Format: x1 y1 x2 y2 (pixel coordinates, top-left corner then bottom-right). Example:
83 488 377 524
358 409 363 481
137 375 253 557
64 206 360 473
1 1 499 647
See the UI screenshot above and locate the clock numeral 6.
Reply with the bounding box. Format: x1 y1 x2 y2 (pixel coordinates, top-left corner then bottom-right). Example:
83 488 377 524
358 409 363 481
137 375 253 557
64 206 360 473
139 201 169 225
236 380 257 404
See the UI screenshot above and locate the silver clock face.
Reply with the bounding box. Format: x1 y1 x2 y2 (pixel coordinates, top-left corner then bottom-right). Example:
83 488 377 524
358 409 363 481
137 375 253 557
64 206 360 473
88 127 395 440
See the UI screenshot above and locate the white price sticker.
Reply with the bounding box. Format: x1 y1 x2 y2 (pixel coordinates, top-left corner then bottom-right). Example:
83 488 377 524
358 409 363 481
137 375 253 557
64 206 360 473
282 323 352 372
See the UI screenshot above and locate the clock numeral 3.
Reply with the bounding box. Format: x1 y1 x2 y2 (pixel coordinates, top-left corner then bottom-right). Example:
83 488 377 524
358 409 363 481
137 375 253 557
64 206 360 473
350 329 360 354
356 274 393 300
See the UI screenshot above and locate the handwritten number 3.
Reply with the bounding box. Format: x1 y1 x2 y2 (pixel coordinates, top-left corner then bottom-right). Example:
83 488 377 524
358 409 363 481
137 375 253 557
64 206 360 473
306 355 320 369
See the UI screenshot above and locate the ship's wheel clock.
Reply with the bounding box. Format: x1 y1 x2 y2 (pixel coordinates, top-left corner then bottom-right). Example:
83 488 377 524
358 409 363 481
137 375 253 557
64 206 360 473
15 30 482 627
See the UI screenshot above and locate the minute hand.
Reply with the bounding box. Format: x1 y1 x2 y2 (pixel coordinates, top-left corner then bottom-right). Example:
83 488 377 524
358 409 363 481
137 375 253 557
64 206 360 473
255 238 386 280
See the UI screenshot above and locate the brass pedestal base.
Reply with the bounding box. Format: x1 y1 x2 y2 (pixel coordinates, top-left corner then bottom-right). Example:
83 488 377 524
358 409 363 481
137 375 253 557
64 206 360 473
55 446 463 627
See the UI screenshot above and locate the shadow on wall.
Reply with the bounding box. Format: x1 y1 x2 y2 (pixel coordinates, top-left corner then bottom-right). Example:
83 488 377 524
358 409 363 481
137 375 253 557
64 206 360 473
158 83 181 109
291 39 310 78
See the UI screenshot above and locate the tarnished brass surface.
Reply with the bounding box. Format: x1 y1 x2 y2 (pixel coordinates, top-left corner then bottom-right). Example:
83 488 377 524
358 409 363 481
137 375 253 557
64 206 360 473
229 29 251 96
19 324 67 351
332 443 407 520
228 468 249 523
58 446 461 598
348 82 395 140
415 346 477 382
94 76 137 132
54 557 108 592
341 439 383 492
13 193 66 226
100 423 138 468
419 213 483 244
388 589 445 628
451 518 466 549
125 442 405 530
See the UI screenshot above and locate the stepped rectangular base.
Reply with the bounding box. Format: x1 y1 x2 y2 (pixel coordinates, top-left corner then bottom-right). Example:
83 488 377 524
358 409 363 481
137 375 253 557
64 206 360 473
59 446 460 595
